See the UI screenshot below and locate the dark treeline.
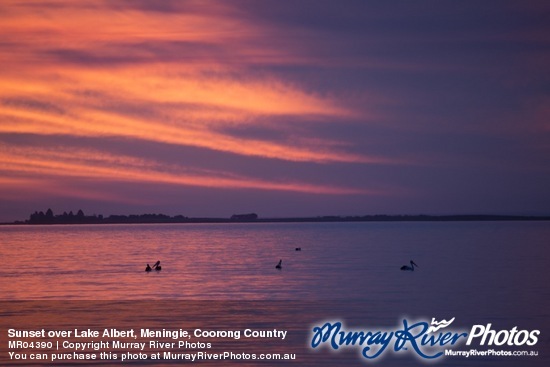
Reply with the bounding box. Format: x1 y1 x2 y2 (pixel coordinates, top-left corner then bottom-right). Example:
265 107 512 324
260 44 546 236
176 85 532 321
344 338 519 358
28 208 101 224
26 208 188 224
24 209 258 224
15 209 550 225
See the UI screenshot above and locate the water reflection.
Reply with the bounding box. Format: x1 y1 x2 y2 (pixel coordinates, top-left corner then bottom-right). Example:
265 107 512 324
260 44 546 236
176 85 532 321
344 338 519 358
1 222 549 365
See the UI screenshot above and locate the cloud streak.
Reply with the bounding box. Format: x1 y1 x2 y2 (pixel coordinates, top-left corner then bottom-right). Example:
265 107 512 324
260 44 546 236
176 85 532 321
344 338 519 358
0 143 378 197
0 61 397 164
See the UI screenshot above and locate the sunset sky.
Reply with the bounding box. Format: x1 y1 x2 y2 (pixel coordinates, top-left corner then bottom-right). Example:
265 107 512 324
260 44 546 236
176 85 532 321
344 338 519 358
1 0 549 222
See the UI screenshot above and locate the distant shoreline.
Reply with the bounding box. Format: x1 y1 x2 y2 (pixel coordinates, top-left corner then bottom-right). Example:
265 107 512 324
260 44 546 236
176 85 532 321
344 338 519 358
2 213 550 225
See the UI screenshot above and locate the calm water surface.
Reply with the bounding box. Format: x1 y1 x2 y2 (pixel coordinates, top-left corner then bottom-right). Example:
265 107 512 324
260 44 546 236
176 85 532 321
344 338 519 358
1 221 549 366
2 221 549 304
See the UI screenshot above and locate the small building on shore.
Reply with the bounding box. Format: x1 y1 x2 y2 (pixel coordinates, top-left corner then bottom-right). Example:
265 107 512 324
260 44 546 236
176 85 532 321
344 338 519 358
230 213 258 221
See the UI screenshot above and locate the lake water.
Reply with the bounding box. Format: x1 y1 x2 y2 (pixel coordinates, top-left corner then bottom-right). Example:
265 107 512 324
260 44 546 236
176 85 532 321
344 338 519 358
1 221 549 366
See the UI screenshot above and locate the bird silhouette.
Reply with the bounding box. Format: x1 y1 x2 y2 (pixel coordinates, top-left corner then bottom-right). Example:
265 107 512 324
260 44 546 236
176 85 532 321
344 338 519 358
400 260 418 271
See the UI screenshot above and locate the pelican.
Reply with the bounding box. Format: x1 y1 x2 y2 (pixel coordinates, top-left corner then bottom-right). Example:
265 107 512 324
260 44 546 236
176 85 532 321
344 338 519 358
401 260 418 271
145 264 152 272
275 259 282 269
153 260 162 271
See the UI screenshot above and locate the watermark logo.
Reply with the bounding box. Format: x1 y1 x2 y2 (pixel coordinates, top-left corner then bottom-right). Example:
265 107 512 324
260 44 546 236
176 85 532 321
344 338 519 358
310 318 540 362
466 324 539 347
427 317 455 333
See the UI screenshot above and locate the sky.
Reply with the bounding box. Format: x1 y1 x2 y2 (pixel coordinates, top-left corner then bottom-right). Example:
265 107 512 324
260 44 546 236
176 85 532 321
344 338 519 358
0 0 549 222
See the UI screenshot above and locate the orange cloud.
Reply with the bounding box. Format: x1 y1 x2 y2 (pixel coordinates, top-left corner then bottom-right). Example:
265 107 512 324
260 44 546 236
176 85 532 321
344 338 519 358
0 0 401 206
0 62 396 164
0 143 380 196
0 1 397 166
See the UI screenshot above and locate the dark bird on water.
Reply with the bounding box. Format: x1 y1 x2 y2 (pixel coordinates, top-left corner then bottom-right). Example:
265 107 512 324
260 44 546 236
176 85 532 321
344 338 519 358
153 260 162 271
401 260 418 271
295 248 301 251
145 264 152 272
276 259 282 269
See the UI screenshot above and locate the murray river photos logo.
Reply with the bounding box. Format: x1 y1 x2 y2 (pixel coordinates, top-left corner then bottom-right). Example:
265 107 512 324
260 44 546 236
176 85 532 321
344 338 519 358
310 317 540 362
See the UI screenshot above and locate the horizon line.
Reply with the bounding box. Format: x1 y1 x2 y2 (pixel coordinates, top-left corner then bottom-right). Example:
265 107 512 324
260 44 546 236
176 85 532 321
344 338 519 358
4 211 550 225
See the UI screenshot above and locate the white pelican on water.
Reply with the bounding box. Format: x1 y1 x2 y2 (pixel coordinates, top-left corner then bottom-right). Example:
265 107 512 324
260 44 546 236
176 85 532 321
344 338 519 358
275 260 282 269
401 260 418 271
